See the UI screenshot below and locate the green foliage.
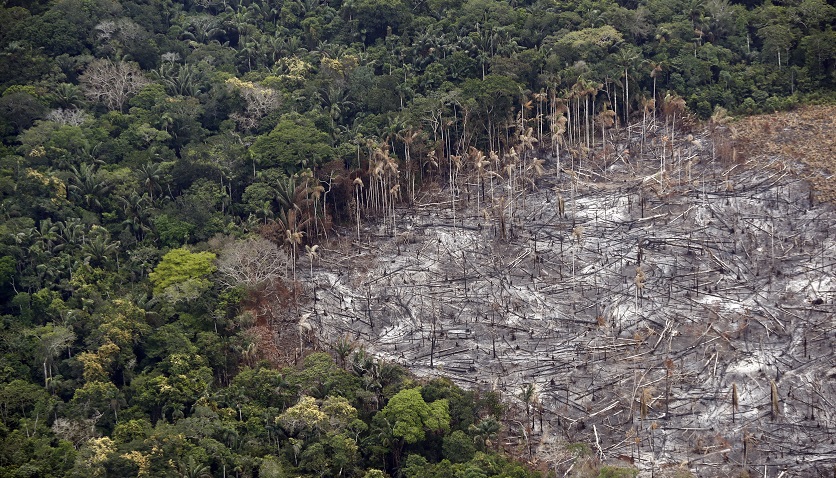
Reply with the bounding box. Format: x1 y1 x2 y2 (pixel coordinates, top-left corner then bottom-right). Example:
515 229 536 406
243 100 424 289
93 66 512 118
422 377 478 431
0 431 76 478
288 352 362 400
350 0 413 42
597 466 639 478
259 455 289 478
277 395 328 437
231 366 295 409
550 26 624 64
0 379 54 428
112 418 152 443
152 214 196 248
131 353 213 422
442 430 475 463
402 451 540 478
0 255 14 289
364 469 391 478
149 248 217 294
249 115 333 174
378 387 450 444
0 91 48 138
565 442 592 457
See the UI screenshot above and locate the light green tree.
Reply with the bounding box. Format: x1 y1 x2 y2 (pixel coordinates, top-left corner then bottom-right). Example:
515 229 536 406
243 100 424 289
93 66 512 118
149 248 216 302
377 387 450 445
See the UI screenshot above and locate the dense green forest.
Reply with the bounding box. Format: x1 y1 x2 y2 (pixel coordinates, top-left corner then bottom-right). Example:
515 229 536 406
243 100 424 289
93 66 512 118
0 0 834 476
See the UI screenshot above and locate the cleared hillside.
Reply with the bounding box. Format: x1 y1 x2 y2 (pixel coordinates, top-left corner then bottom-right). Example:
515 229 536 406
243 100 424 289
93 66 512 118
283 107 836 477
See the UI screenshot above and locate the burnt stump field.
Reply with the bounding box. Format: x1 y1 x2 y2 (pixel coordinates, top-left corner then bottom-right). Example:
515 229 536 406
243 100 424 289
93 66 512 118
282 108 836 477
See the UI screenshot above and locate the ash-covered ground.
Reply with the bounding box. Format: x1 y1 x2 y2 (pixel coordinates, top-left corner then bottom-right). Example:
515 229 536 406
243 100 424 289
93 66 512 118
297 131 836 476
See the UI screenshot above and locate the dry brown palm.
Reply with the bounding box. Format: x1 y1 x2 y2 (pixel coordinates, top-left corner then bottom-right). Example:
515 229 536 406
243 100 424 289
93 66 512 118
305 244 319 276
353 177 364 241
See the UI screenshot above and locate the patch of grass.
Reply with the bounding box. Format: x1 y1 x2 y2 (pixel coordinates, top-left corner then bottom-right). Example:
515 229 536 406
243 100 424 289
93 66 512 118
596 465 638 478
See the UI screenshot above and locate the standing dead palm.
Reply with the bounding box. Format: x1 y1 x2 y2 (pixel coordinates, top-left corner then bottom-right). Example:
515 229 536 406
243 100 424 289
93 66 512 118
353 177 364 241
276 208 308 284
399 128 421 202
305 244 319 277
469 147 489 213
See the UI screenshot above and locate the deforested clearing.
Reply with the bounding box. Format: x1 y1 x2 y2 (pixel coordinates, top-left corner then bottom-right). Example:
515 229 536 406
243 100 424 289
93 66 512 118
295 106 836 476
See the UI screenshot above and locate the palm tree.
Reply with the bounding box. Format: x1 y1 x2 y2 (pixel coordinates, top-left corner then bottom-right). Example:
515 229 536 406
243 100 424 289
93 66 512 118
573 79 595 149
297 312 313 353
398 128 421 202
353 177 364 241
519 383 538 457
586 80 602 148
332 335 355 370
274 175 299 215
596 103 616 157
469 417 500 451
366 150 383 216
120 192 153 241
504 149 518 221
519 383 537 429
384 149 401 236
81 231 120 269
532 90 548 143
517 127 538 162
177 457 212 478
389 183 401 235
635 265 646 315
32 218 60 255
489 196 508 241
449 153 462 233
68 164 112 211
166 64 203 97
320 85 353 131
649 61 664 129
56 217 85 252
469 147 489 213
50 83 85 109
280 210 305 284
305 244 319 276
104 385 124 423
639 96 655 155
662 92 687 140
136 162 163 202
661 92 687 183
182 13 221 44
241 341 258 367
639 387 652 422
614 46 641 126
528 157 546 182
237 40 260 72
569 80 586 146
550 107 567 182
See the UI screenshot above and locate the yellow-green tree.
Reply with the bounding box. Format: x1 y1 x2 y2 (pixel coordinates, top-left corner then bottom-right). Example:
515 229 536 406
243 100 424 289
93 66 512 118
377 387 450 445
149 248 216 303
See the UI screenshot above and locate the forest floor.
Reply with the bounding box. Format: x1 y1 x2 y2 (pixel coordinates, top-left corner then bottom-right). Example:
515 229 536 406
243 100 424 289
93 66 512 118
279 106 836 477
